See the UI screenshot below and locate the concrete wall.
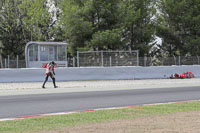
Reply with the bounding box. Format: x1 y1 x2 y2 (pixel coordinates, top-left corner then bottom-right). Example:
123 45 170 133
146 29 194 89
0 66 199 83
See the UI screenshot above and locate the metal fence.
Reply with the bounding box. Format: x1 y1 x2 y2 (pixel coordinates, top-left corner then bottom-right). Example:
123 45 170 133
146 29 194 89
75 51 200 67
77 50 139 67
0 55 26 68
139 56 200 66
1 53 200 68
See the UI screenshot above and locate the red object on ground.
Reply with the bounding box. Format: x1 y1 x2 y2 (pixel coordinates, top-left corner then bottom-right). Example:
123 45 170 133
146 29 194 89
179 72 194 79
174 73 179 79
170 73 179 79
170 72 195 79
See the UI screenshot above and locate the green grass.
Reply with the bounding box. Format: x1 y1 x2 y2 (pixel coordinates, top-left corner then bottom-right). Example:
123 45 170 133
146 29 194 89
0 101 200 133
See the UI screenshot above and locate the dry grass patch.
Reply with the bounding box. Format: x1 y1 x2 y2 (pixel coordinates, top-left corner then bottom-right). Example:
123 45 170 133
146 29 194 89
43 111 200 133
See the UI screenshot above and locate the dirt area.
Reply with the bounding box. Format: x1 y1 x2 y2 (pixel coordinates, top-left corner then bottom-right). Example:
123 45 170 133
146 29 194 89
41 111 200 133
1 78 200 96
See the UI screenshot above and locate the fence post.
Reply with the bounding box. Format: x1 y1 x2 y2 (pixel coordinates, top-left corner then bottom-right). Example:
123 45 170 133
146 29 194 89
73 57 76 67
179 56 181 66
173 55 176 65
144 54 147 67
77 51 79 67
109 56 112 67
150 56 153 66
16 55 19 68
8 55 10 68
197 56 199 65
0 55 3 68
137 50 139 66
5 58 7 68
101 51 104 67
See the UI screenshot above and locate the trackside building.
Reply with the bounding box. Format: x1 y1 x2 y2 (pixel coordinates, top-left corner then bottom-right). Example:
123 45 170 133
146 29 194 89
25 41 67 68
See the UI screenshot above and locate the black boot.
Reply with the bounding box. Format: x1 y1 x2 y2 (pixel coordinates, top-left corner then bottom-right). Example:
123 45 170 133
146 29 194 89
42 83 46 88
42 76 48 88
53 78 57 88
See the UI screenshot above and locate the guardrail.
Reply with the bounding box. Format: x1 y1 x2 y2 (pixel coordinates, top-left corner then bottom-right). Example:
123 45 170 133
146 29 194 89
0 66 199 83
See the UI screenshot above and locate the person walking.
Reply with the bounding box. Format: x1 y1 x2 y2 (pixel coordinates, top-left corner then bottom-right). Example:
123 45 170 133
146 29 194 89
42 61 57 88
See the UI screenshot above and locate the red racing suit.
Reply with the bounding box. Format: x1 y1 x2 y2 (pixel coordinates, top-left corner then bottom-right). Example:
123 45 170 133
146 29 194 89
45 63 55 78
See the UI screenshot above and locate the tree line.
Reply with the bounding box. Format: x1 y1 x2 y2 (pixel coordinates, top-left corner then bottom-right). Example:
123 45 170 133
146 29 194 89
0 0 200 59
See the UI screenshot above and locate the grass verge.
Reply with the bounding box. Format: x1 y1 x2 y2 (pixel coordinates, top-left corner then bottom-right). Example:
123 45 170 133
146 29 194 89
0 101 200 133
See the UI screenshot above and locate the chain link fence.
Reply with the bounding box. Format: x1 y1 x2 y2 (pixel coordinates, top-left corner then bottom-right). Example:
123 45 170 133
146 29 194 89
139 56 200 66
1 52 200 68
76 50 139 67
73 51 200 67
0 55 26 68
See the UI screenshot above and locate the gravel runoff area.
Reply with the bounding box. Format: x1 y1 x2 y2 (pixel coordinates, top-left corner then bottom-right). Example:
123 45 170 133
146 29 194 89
0 78 200 96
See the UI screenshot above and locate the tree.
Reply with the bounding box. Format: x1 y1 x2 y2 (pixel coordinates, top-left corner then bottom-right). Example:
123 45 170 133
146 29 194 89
157 0 200 56
121 0 157 56
85 0 123 51
59 0 157 56
59 0 123 55
18 0 58 41
0 0 27 58
90 28 123 50
0 0 61 59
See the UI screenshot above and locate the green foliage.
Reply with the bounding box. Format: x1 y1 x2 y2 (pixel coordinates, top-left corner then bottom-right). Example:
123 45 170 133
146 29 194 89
157 0 200 56
18 0 56 41
59 0 122 55
0 0 61 58
89 28 123 50
1 0 200 58
58 0 93 55
59 0 156 56
121 0 156 56
0 0 27 58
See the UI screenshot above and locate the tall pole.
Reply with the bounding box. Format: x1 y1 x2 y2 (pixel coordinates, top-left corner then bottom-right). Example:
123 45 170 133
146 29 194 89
0 54 3 68
137 50 139 66
5 59 7 68
8 55 10 68
101 51 104 67
77 51 79 67
109 56 112 67
16 55 19 68
0 40 3 68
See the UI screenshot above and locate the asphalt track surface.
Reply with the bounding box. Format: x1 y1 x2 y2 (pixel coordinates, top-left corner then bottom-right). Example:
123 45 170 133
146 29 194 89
0 86 200 119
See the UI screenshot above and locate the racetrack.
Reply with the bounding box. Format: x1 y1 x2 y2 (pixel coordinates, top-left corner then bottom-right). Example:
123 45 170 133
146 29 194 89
0 79 200 119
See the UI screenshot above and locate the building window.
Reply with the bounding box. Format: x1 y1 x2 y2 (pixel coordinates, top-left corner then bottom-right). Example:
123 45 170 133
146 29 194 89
40 46 49 61
29 45 38 61
40 45 57 61
58 45 66 61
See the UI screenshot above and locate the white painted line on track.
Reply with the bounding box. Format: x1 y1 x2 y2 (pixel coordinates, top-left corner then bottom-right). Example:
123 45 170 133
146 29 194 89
0 118 16 122
0 100 199 122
